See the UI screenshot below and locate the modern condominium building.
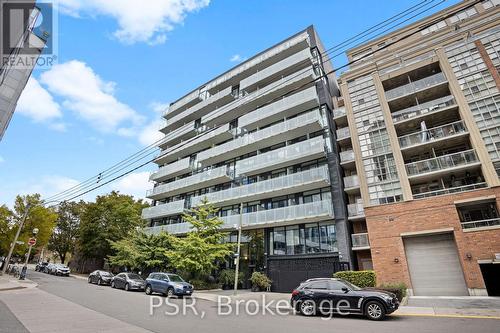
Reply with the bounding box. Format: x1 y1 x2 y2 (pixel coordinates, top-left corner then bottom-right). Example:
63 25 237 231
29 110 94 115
143 26 355 292
337 0 500 296
0 0 46 141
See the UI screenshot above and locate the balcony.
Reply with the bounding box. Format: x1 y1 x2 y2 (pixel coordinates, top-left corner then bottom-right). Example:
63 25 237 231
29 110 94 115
159 121 198 148
344 175 360 193
413 182 487 199
351 233 370 250
340 150 356 166
235 136 326 176
405 149 480 180
333 107 346 119
191 165 330 207
336 126 351 142
461 218 500 230
141 200 186 220
145 223 192 235
385 72 447 102
197 109 323 166
164 86 234 131
392 95 456 124
155 124 233 165
347 203 365 220
146 165 233 200
150 157 192 182
165 90 200 120
240 48 312 91
398 120 468 150
202 68 317 127
238 86 319 131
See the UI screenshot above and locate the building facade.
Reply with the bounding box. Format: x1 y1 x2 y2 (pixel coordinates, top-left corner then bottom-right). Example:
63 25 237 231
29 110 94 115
338 0 500 296
0 0 46 141
143 27 354 292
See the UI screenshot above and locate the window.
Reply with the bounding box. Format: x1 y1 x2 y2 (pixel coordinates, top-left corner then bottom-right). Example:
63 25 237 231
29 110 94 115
328 280 347 291
319 223 336 252
305 281 329 290
286 226 304 255
305 223 320 253
457 200 500 229
273 227 286 255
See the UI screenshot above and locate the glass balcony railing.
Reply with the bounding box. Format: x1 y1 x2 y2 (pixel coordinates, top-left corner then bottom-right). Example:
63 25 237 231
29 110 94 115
146 165 233 199
141 200 185 220
344 175 360 189
340 150 355 164
351 233 370 249
197 109 323 165
150 157 192 182
392 96 456 123
347 203 365 218
333 107 346 118
145 222 192 235
461 218 500 230
405 149 479 177
190 165 330 206
336 127 351 140
385 72 447 101
398 120 467 149
236 136 326 176
412 182 487 199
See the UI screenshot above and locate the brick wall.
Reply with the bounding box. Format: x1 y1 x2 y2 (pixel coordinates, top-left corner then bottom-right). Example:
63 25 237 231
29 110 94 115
365 187 500 291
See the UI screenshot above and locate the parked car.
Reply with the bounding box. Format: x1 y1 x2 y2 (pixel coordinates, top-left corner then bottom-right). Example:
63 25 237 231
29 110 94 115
144 272 193 297
111 272 145 291
52 264 70 276
290 278 399 320
35 262 49 272
44 263 55 274
88 270 114 285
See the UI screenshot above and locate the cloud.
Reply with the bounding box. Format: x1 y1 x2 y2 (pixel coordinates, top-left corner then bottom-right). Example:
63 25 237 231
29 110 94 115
17 175 80 201
112 171 151 200
136 102 168 146
16 77 62 123
58 0 210 45
40 60 144 135
229 54 246 62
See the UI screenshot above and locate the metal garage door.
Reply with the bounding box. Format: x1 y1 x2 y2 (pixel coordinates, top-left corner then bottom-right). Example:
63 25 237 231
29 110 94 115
404 233 468 296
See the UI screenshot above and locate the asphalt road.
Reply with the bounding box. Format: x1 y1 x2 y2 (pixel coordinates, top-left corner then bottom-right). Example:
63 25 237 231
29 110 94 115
28 270 499 333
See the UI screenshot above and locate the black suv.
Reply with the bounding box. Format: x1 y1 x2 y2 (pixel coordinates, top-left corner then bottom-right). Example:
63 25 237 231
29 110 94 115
291 278 399 320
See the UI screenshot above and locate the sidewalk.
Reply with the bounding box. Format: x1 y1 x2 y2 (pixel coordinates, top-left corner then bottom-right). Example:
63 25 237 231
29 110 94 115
0 286 153 332
193 289 500 319
0 274 38 291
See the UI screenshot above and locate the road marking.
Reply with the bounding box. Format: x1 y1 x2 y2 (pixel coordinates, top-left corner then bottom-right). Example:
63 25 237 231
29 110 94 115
393 313 500 320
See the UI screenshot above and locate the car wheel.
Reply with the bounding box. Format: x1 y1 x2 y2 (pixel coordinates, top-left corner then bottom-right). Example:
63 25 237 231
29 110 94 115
145 285 152 295
365 301 386 321
299 300 316 316
111 281 115 288
97 278 102 286
88 277 92 284
125 283 130 291
166 287 174 298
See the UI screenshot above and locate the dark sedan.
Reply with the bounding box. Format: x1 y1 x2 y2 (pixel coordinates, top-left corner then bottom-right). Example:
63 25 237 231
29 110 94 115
111 272 145 291
290 278 399 320
88 270 114 285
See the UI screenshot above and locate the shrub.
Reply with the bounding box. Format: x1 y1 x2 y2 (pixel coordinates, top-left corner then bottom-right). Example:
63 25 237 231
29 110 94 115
377 282 407 301
249 272 272 291
333 270 376 288
190 279 219 290
218 269 244 288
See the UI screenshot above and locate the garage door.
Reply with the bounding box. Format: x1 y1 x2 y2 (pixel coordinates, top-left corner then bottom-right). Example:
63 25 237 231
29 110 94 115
404 233 468 296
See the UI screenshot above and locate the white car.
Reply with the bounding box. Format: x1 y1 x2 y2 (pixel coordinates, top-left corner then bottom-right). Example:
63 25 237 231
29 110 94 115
51 264 71 276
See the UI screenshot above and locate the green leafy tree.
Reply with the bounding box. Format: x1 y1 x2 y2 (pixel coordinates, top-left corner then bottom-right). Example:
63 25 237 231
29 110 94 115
48 201 83 264
78 191 148 263
167 198 233 279
0 205 14 256
108 230 174 271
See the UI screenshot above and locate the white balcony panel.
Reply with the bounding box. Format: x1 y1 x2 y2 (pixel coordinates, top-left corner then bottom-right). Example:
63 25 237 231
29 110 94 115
165 90 200 120
240 48 312 91
385 72 447 102
202 68 317 127
336 127 351 141
145 223 192 235
191 165 330 207
141 200 185 220
155 124 232 165
351 233 370 250
150 157 191 182
159 121 197 148
164 86 234 131
340 150 355 164
238 86 319 131
197 109 323 166
147 165 232 200
236 137 326 176
347 203 365 219
344 175 360 193
333 107 346 119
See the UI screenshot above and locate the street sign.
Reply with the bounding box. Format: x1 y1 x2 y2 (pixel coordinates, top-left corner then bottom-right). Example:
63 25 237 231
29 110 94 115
28 238 36 246
15 241 24 245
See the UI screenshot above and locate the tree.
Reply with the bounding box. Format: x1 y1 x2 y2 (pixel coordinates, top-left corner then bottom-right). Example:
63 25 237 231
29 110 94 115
77 191 148 266
0 205 14 256
167 198 233 279
108 230 173 272
48 201 83 264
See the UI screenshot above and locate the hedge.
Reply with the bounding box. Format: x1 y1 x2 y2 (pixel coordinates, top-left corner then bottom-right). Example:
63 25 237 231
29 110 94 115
378 282 407 301
333 270 376 288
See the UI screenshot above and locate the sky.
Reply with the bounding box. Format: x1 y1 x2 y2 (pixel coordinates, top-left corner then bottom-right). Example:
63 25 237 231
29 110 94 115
0 0 460 206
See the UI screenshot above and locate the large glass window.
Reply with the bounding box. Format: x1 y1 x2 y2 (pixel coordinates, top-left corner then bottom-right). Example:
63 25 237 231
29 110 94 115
285 226 304 255
305 223 320 253
319 223 337 252
273 227 286 255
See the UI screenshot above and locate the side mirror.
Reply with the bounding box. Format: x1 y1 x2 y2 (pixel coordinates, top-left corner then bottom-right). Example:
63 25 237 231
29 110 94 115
341 287 349 293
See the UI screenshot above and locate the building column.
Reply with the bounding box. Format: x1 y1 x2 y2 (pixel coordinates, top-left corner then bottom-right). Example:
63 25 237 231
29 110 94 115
372 72 414 201
436 48 500 187
474 40 500 91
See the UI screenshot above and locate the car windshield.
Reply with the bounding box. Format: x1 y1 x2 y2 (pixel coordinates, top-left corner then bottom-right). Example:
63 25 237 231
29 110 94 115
167 274 184 282
101 272 112 276
127 273 142 280
342 280 362 291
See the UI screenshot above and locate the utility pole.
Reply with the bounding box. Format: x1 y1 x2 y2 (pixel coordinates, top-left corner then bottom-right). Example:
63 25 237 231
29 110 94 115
1 203 31 276
233 202 243 296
